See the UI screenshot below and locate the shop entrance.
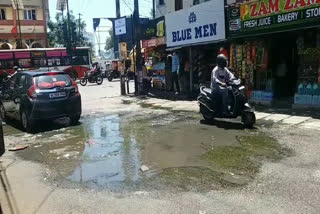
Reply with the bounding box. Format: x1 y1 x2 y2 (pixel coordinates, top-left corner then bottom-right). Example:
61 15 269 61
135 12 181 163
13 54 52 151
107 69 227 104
270 33 298 104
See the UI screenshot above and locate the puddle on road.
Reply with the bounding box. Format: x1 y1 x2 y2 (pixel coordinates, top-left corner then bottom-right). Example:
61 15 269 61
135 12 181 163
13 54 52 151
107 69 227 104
5 112 291 192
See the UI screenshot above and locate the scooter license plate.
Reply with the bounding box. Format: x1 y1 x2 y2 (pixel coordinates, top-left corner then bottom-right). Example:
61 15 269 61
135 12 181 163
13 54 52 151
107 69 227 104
49 92 66 98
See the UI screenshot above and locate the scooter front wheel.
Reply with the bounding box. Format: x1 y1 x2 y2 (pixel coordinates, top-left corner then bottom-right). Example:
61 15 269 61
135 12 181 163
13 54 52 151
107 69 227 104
80 78 88 86
108 76 113 82
200 104 215 122
242 112 256 128
96 76 103 85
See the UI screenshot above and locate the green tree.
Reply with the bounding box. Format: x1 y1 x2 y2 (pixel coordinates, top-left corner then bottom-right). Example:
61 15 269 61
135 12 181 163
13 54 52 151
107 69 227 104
48 11 91 48
105 28 114 50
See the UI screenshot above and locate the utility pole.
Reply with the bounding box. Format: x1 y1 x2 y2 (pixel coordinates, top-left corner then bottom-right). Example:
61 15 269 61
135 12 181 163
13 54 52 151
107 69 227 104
134 0 142 95
78 13 82 45
116 0 126 95
152 0 155 19
66 0 72 44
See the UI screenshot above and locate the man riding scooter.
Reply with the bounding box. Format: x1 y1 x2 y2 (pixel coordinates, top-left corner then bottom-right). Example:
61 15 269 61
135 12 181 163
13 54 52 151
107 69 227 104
211 54 235 116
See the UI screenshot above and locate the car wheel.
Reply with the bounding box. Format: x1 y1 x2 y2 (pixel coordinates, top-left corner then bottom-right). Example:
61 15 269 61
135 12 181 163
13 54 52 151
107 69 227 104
0 103 7 122
70 115 80 125
21 109 34 133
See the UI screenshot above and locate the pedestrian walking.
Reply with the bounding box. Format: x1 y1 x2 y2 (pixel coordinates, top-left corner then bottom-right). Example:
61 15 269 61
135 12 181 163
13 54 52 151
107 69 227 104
171 52 180 94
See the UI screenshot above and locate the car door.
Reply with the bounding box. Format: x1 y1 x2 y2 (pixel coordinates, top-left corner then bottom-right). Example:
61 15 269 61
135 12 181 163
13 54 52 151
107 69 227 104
2 74 17 118
12 74 27 119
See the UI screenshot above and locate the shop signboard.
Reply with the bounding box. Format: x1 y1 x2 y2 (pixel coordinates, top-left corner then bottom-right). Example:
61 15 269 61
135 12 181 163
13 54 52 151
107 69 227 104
114 17 127 36
165 0 225 47
142 37 166 49
228 0 320 37
141 17 165 40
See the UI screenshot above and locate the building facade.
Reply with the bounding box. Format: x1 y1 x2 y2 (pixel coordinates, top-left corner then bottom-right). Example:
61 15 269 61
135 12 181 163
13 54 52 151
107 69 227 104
0 0 49 50
156 0 215 17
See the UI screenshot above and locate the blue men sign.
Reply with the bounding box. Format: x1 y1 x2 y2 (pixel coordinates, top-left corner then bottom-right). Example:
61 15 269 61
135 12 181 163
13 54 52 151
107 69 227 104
165 1 225 47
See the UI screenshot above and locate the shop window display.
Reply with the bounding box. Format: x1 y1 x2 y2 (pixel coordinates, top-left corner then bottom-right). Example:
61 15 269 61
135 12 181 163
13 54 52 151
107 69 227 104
229 41 273 105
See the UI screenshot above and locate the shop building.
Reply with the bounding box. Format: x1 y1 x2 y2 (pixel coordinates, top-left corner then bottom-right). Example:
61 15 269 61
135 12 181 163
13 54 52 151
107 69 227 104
227 0 320 108
165 0 226 93
0 0 49 49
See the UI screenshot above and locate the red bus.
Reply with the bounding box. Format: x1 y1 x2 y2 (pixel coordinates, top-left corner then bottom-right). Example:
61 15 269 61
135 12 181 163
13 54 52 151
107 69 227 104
0 47 92 80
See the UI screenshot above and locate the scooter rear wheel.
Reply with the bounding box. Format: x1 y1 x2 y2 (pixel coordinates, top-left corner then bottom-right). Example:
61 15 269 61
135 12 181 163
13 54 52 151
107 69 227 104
80 78 88 86
242 112 256 128
108 76 113 82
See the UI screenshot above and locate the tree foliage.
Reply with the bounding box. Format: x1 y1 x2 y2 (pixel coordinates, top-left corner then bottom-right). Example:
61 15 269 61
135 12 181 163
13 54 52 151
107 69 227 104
105 28 114 51
48 12 92 48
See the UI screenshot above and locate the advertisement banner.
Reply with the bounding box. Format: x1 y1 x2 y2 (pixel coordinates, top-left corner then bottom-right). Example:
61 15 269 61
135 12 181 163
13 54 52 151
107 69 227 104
165 0 225 47
229 0 320 37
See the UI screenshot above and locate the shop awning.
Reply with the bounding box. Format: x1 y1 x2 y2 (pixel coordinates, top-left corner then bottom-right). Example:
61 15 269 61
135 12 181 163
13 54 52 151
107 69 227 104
166 39 226 52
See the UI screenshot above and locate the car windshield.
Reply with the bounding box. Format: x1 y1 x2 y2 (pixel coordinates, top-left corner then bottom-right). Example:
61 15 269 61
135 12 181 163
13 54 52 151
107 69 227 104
35 74 71 89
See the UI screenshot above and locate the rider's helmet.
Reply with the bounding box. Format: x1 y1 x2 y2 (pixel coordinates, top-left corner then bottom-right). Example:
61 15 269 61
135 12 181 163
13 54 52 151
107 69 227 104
216 54 227 69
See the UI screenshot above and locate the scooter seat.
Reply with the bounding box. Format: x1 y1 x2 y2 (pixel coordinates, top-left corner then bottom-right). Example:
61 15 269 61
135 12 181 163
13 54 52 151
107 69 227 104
203 88 212 95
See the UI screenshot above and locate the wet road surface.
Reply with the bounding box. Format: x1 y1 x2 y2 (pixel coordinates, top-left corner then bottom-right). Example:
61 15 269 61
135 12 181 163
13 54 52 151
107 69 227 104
3 110 289 192
2 81 320 213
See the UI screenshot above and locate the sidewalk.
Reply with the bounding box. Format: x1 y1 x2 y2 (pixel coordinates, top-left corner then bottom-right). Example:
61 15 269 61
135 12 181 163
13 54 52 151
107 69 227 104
122 96 320 131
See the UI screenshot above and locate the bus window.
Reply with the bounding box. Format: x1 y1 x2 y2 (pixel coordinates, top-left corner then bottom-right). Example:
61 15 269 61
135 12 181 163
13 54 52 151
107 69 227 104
32 58 47 67
72 56 89 65
61 56 72 66
17 59 31 68
47 58 61 66
0 60 14 69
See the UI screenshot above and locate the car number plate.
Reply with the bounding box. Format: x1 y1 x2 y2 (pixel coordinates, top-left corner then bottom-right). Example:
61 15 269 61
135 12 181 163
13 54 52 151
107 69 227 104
49 92 66 98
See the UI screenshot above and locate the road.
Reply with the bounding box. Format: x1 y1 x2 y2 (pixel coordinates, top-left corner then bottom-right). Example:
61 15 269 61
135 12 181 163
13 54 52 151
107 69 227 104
1 80 320 214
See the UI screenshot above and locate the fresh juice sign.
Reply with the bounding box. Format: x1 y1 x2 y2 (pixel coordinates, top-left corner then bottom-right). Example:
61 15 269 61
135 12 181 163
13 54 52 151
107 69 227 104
240 0 320 29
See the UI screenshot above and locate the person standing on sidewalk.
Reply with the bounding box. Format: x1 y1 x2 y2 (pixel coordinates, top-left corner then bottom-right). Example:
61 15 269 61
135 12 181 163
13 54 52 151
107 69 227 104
171 52 180 94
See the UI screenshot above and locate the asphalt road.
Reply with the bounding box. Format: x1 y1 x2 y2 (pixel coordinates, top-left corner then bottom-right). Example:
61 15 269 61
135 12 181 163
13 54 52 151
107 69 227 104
1 80 320 214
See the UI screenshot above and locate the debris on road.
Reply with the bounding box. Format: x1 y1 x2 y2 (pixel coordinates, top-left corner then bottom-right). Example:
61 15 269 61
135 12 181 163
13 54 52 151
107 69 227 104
63 154 70 158
140 165 149 172
9 145 29 151
87 139 97 145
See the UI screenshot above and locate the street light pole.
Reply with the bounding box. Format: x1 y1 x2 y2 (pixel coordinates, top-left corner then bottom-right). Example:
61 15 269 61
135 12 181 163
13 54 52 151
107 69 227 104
134 0 142 95
78 13 82 46
115 0 126 95
15 0 23 48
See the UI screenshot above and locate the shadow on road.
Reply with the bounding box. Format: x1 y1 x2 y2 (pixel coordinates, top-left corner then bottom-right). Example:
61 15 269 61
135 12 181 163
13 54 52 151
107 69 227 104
200 119 249 130
4 118 79 134
0 164 20 214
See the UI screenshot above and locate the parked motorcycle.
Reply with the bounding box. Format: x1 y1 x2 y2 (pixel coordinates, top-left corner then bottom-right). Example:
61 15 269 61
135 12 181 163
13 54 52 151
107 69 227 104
80 70 103 86
197 79 256 128
107 70 120 82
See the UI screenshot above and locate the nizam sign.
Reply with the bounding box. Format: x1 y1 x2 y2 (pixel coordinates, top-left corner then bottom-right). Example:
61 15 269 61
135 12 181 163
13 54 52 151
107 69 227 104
165 1 225 47
228 0 320 37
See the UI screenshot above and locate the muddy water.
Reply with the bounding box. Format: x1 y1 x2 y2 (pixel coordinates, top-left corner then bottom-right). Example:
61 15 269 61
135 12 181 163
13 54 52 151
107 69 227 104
4 112 278 191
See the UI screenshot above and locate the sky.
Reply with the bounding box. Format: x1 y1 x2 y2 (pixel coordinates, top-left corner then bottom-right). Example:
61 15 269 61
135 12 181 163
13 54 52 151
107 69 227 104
49 0 153 52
